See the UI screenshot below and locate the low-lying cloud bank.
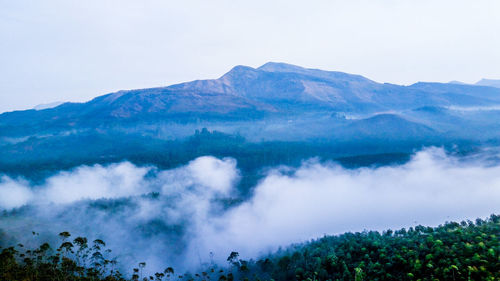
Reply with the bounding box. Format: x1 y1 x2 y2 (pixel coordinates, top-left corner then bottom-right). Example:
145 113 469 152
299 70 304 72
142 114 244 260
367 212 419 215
197 148 500 259
1 148 500 272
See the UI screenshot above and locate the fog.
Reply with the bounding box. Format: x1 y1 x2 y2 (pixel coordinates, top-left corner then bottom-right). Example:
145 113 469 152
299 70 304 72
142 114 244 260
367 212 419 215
447 105 500 111
1 148 500 273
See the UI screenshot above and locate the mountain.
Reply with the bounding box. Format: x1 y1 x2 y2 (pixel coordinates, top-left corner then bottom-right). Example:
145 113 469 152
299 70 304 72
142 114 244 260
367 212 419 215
476 78 500 88
335 114 437 141
449 80 468 85
446 79 500 89
2 62 500 138
2 62 500 179
33 101 64 111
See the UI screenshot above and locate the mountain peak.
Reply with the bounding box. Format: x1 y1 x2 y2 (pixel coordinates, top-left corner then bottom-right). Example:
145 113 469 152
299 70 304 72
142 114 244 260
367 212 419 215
258 62 306 73
220 65 258 80
258 62 375 84
475 78 500 88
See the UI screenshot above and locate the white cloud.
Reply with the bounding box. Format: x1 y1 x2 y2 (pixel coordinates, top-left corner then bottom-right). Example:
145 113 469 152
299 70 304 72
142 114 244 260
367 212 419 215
186 156 239 195
193 148 500 260
42 162 150 204
0 156 237 209
0 176 33 210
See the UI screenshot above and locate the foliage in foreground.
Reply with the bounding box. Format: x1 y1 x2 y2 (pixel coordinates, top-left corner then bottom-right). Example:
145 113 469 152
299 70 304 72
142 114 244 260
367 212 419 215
1 215 499 281
248 214 500 281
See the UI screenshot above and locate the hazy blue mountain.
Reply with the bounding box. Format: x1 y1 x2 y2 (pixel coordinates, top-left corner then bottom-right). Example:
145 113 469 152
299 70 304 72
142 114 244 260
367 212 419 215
334 114 438 141
476 78 500 88
33 101 64 111
449 80 468 85
2 62 500 138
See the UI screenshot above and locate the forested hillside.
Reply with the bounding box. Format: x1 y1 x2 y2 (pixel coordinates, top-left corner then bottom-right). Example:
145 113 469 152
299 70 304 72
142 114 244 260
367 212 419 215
249 215 500 281
2 215 499 281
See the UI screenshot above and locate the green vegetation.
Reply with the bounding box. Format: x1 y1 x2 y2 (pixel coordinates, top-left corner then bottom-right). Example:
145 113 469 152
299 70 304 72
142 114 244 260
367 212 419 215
1 215 499 281
0 231 125 281
245 215 500 281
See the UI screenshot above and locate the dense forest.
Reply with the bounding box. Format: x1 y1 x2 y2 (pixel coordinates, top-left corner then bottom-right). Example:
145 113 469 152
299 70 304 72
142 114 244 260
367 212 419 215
1 214 499 281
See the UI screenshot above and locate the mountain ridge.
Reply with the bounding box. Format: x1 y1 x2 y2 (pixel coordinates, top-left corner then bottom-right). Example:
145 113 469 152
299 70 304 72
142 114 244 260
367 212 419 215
476 78 500 88
1 62 500 142
3 62 500 116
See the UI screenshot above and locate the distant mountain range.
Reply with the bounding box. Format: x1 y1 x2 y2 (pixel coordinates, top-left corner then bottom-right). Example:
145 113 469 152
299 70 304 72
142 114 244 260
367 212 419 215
450 78 500 88
32 101 64 111
1 62 500 179
475 79 500 88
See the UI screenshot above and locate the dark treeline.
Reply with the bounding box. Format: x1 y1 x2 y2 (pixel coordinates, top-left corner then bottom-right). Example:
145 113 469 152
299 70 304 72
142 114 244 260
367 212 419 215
1 128 449 194
1 215 499 281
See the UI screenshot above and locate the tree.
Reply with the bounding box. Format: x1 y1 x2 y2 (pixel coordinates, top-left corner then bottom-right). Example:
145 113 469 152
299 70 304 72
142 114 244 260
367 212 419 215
227 252 240 266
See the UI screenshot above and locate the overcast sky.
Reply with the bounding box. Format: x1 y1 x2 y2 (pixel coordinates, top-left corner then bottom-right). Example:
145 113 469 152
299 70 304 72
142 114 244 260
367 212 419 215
1 0 499 113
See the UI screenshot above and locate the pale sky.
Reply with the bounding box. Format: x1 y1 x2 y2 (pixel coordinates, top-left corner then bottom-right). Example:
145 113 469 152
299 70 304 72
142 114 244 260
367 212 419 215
1 0 499 113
